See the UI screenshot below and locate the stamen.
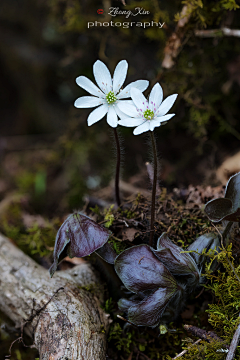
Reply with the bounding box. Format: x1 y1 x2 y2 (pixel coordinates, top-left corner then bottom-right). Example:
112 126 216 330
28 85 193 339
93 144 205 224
143 109 155 120
106 91 117 104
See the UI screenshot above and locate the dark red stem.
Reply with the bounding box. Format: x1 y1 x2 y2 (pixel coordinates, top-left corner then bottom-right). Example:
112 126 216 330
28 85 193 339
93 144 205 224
113 128 121 207
149 131 157 247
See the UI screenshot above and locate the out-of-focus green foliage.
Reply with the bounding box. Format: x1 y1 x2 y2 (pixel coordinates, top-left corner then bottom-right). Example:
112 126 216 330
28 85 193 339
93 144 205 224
175 0 239 26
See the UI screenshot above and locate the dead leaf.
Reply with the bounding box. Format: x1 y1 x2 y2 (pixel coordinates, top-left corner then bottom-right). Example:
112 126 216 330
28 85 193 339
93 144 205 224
122 228 139 242
63 256 86 265
22 212 47 228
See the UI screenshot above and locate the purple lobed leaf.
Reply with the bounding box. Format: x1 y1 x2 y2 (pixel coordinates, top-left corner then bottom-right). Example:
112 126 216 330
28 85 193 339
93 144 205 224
114 244 177 294
49 212 111 277
205 198 233 222
95 242 117 264
127 287 178 327
118 295 141 313
187 233 220 269
205 172 240 222
153 233 200 285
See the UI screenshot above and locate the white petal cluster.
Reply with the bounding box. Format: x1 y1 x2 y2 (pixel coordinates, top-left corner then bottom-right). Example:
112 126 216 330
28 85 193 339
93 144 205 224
118 83 178 135
74 60 149 128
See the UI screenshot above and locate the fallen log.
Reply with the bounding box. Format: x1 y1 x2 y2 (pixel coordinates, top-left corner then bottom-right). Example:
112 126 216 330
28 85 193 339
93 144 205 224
0 233 110 359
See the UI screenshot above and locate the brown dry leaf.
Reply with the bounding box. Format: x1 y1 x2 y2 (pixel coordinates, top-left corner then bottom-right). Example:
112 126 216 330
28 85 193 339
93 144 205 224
22 212 47 228
64 256 86 265
58 257 86 271
122 228 139 242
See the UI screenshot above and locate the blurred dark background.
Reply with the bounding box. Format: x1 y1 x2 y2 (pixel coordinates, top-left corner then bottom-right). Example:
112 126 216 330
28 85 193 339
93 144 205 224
0 0 240 214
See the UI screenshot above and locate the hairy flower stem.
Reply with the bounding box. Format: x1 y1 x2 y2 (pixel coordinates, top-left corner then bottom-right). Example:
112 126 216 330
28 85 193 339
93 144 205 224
149 131 158 247
113 128 121 207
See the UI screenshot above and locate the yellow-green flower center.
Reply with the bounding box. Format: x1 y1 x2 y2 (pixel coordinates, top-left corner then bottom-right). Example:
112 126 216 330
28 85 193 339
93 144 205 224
143 109 154 120
106 91 117 104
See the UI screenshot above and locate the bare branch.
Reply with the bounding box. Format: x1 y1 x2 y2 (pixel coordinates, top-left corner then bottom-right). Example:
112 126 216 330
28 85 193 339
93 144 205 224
172 339 201 359
226 315 240 360
162 5 191 69
195 27 240 38
0 234 110 360
184 325 229 348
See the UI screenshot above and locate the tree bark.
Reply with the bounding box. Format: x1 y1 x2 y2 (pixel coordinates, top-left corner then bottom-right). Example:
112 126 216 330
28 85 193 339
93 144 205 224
0 233 110 359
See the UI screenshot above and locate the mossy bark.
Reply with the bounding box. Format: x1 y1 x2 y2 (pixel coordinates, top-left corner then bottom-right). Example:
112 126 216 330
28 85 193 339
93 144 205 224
0 234 110 359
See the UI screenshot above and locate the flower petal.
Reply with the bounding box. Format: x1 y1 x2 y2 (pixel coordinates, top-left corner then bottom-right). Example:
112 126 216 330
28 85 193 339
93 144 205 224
133 121 150 135
128 287 177 327
117 100 139 117
118 80 149 99
76 76 105 98
114 103 132 120
93 60 112 93
157 94 178 116
130 87 148 110
149 83 163 111
87 104 108 126
155 114 175 123
113 60 128 94
114 244 176 293
74 96 104 108
149 120 161 131
119 118 144 127
107 105 118 127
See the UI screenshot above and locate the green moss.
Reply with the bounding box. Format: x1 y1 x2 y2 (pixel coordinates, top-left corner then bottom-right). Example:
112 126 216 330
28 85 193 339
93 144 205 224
108 323 135 354
90 205 101 216
102 297 114 314
181 339 229 360
121 209 136 219
0 201 59 259
175 0 239 27
181 245 240 359
107 312 184 359
18 223 57 258
78 283 102 293
108 237 127 255
104 205 115 228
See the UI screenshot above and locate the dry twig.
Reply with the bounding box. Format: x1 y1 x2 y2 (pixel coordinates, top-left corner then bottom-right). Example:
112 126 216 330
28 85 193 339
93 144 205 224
195 28 240 38
162 5 191 69
172 339 201 359
226 315 240 360
184 325 229 348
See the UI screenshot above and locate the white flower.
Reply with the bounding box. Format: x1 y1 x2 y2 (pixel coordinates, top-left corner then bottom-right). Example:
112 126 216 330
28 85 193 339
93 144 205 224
74 60 149 128
118 83 178 135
